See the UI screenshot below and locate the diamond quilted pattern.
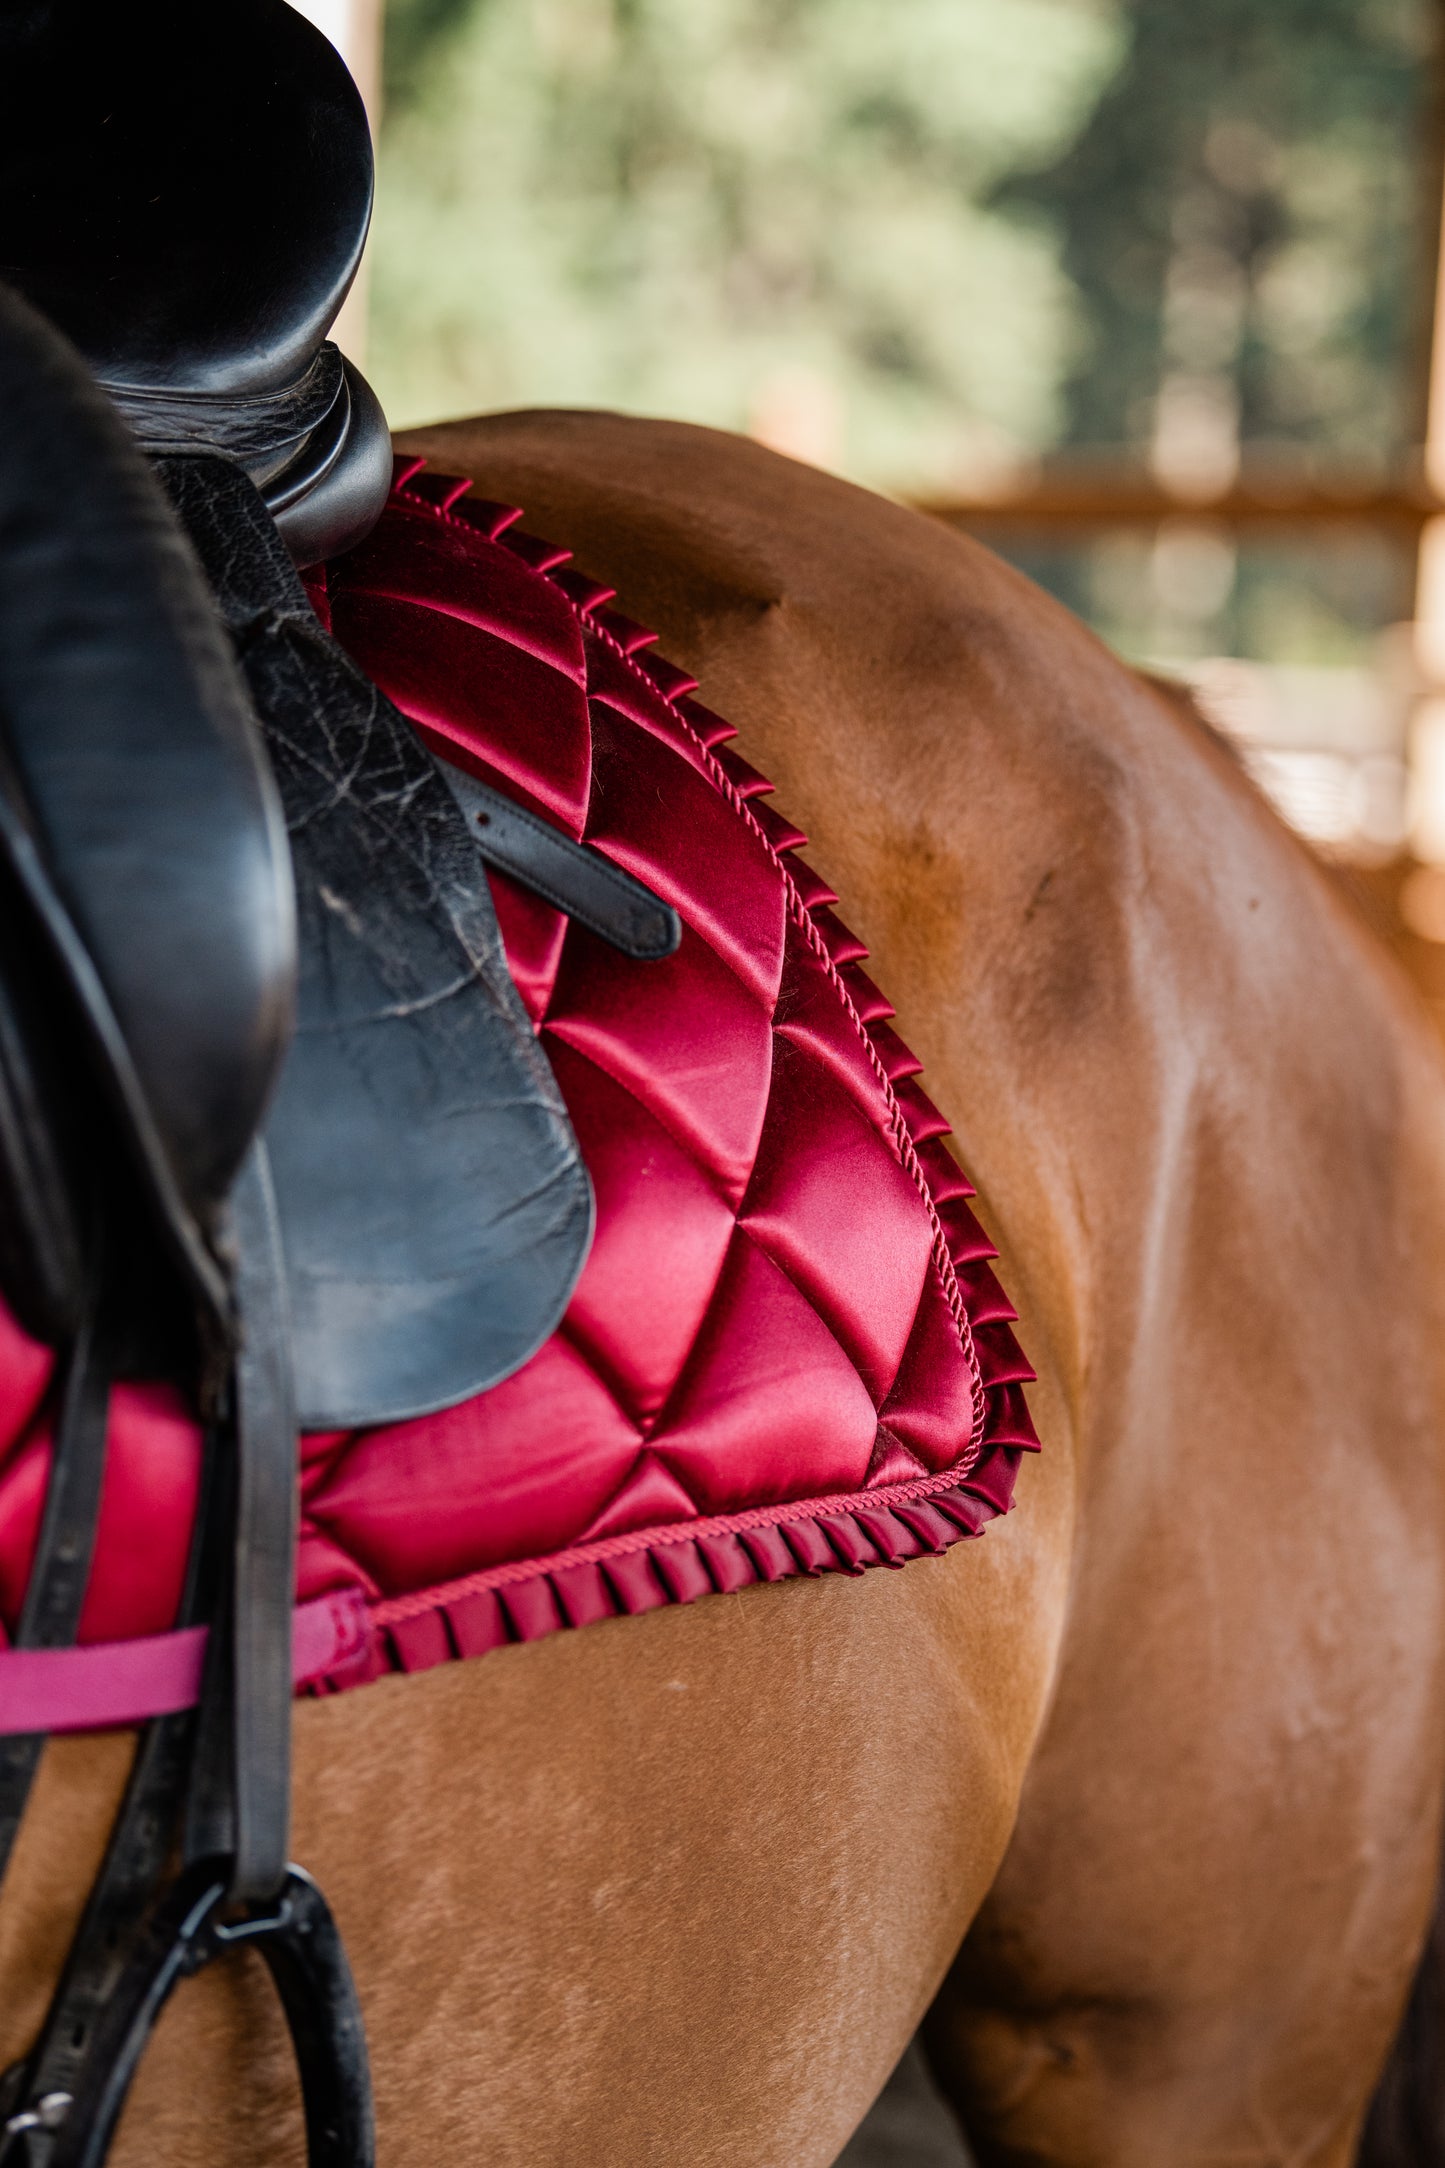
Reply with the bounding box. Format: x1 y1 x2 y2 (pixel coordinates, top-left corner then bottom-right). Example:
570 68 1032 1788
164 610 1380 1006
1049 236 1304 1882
584 706 787 1008
738 1038 933 1400
545 1040 739 1423
578 1452 704 1542
342 504 587 682
649 1228 881 1512
0 457 1040 1692
306 1332 644 1590
773 938 894 1124
544 919 775 1203
369 606 593 832
484 866 570 1019
879 1277 987 1474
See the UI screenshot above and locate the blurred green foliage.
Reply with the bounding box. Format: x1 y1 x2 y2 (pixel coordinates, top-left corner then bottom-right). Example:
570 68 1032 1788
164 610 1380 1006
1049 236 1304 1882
1012 0 1433 464
370 0 1436 665
371 0 1124 486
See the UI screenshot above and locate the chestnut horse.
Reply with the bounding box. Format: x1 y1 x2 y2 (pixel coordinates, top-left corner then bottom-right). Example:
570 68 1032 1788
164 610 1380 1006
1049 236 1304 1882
5 410 1445 2167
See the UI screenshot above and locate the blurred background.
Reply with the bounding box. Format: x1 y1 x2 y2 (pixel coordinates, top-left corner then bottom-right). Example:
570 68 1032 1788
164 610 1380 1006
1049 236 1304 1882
300 0 1445 1036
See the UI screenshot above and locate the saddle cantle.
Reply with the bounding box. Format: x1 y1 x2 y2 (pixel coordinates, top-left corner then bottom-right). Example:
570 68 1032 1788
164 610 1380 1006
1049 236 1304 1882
0 0 391 566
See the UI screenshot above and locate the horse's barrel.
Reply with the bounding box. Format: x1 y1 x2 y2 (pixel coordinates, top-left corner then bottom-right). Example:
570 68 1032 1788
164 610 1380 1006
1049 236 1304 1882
0 0 391 564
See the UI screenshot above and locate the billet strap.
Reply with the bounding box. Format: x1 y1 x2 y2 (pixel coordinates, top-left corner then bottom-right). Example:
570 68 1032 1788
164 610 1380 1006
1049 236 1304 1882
441 767 682 961
182 1144 297 1901
226 1143 298 1901
0 1705 202 2167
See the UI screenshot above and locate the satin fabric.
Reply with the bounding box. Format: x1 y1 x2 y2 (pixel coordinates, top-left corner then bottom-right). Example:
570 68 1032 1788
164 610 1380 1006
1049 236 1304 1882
0 460 1037 1708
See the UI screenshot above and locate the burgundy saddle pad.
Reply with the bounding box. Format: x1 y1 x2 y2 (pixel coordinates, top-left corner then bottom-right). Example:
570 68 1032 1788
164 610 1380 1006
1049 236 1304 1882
0 457 1037 1716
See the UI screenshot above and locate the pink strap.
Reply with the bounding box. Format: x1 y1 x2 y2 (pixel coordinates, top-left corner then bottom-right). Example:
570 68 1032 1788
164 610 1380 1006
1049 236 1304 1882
0 1592 370 1736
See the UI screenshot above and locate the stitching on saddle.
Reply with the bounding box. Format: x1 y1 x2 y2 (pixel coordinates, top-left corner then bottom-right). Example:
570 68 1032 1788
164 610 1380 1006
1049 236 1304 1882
394 476 987 1459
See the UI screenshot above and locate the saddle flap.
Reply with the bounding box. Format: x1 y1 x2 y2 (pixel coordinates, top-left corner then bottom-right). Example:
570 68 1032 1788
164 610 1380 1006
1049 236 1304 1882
162 457 595 1429
0 284 297 1338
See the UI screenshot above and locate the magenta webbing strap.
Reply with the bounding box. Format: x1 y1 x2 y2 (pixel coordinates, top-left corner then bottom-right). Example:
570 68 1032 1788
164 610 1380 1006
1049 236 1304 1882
0 1592 369 1736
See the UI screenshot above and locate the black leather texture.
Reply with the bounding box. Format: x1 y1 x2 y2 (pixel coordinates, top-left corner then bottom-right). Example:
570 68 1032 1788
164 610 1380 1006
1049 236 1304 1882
0 1 391 563
0 1 367 393
0 281 296 1347
41 1863 374 2168
443 767 683 960
0 1310 114 1895
227 1146 299 1903
160 455 595 1430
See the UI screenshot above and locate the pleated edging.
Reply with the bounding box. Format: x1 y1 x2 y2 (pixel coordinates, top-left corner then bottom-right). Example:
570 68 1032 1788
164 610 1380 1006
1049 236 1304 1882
319 1455 1024 1692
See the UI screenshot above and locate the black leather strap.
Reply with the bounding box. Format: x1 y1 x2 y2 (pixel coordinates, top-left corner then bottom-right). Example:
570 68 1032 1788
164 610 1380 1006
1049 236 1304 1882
0 1421 228 2164
0 1300 113 1889
0 1691 197 2168
0 909 85 1343
225 1144 296 1902
6 1152 312 2156
181 1147 295 1901
442 768 682 960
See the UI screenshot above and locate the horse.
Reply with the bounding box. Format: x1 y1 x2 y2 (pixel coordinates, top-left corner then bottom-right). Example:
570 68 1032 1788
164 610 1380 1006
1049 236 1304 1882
4 392 1444 2166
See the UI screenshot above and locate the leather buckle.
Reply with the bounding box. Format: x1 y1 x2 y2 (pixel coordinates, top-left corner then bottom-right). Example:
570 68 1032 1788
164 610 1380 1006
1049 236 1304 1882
17 1860 373 2168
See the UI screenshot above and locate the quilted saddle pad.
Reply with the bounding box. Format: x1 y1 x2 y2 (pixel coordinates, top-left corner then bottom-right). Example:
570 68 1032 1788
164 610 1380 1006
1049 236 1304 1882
0 457 1038 1720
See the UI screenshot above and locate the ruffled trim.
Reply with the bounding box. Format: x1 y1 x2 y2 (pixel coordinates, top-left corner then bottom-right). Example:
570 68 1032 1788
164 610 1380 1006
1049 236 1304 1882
316 1447 1030 1692
298 462 1041 1692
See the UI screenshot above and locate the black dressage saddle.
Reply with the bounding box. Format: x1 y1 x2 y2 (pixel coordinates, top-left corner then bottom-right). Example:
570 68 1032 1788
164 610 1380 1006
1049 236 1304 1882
0 5 676 2159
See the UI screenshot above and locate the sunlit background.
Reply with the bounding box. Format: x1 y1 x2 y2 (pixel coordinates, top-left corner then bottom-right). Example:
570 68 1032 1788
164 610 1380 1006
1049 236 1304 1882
301 0 1445 1027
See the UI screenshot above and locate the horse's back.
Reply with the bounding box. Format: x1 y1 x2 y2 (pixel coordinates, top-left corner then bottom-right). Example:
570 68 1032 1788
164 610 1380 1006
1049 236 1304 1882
16 405 1445 2163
